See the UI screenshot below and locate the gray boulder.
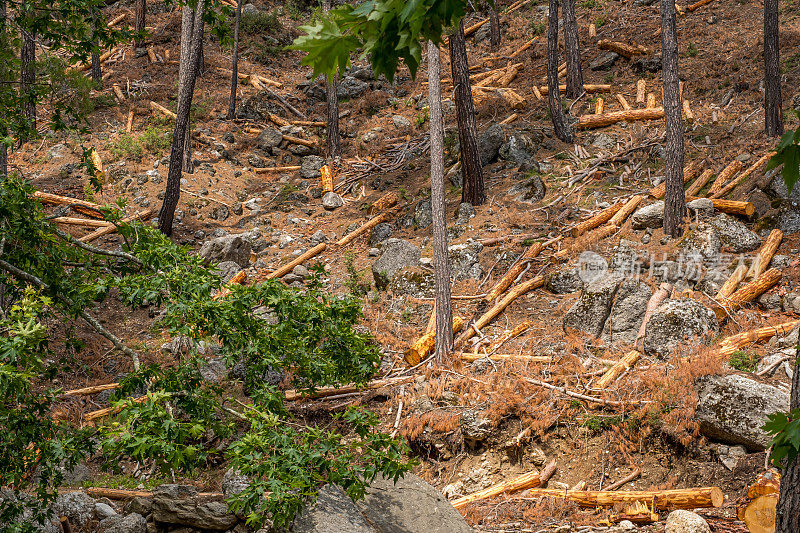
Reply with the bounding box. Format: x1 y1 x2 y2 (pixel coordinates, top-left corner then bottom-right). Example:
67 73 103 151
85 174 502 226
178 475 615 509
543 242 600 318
709 214 761 252
589 52 619 71
679 222 721 260
222 468 250 500
100 513 147 533
151 485 237 530
338 76 369 99
216 261 243 283
372 239 421 289
300 155 325 179
386 267 435 298
448 242 483 280
95 502 117 520
52 492 96 528
199 234 252 268
414 199 433 229
455 202 476 224
256 127 284 151
695 374 789 450
642 299 718 358
665 510 710 533
546 268 583 294
355 473 474 533
460 409 494 448
499 134 537 165
290 484 377 533
602 279 652 345
479 124 505 166
686 198 714 218
563 275 621 338
369 222 394 247
322 191 344 210
509 173 546 204
631 201 664 230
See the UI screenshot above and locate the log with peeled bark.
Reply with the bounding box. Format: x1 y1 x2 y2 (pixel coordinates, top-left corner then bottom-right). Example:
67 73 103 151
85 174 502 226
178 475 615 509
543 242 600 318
283 376 414 402
571 201 624 237
708 159 744 196
685 196 755 217
368 191 399 215
523 486 723 510
724 268 781 309
685 168 714 197
594 351 642 389
487 321 533 353
716 320 800 358
213 270 247 300
452 459 557 510
649 159 704 198
616 93 632 110
61 383 120 396
85 395 147 422
747 229 782 280
598 39 650 58
483 238 559 303
79 209 154 243
404 316 465 366
712 152 775 199
578 108 664 129
455 275 546 348
715 263 748 300
85 487 225 500
495 65 522 87
253 166 302 174
264 243 326 280
320 165 333 192
51 217 113 228
33 191 104 218
335 205 404 246
609 195 644 226
554 224 619 260
500 113 520 124
149 101 176 119
737 470 780 533
609 501 659 524
282 135 316 148
460 353 554 363
635 282 672 347
538 84 612 95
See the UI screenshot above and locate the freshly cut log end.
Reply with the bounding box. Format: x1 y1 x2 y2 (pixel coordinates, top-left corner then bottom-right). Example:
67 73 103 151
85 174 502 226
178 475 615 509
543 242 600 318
320 165 334 193
598 39 650 59
578 108 664 130
737 471 780 533
404 316 465 366
499 89 526 110
572 201 624 237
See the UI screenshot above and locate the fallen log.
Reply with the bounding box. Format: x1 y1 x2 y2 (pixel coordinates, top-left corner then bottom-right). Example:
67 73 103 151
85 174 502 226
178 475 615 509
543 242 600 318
716 320 800 358
609 195 644 226
85 487 224 500
268 113 291 127
649 159 704 199
636 80 646 103
320 164 334 193
112 83 125 102
524 486 723 510
538 84 612 95
283 376 414 402
264 243 327 280
708 159 744 196
500 113 520 124
291 120 327 127
687 0 715 11
484 237 560 303
685 196 755 217
594 350 642 389
84 395 147 422
499 89 526 109
495 65 522 87
455 275 546 348
712 152 775 199
61 383 120 396
368 191 399 215
107 13 127 26
616 94 632 111
715 264 748 300
509 37 537 59
737 470 780 533
404 316 465 366
452 459 557 510
150 101 176 119
578 108 664 129
595 97 605 115
282 135 316 148
747 229 782 280
725 268 782 309
487 321 533 353
598 40 650 59
335 205 404 247
34 191 104 218
554 223 619 260
603 466 642 491
682 99 695 124
213 270 247 300
460 353 554 363
253 165 302 174
79 209 154 243
51 217 113 228
572 202 624 237
685 168 714 197
588 22 596 38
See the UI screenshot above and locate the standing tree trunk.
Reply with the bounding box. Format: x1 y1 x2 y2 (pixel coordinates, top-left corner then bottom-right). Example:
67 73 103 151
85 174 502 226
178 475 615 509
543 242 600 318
488 7 500 50
134 0 146 49
20 7 36 135
562 0 583 99
661 0 685 237
450 20 485 206
91 15 102 88
764 0 783 137
226 0 242 119
323 0 341 161
427 40 454 362
547 0 573 143
0 0 7 178
178 6 203 174
158 0 205 236
775 349 800 532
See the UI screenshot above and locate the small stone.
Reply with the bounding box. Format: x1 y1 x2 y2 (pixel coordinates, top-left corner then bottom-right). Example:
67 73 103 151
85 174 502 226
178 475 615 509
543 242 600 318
665 510 711 533
292 265 310 278
392 115 411 129
322 191 344 210
95 502 117 520
368 247 381 257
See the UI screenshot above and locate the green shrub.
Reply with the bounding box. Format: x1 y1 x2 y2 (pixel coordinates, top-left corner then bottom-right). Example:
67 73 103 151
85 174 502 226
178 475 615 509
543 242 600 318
729 350 759 372
241 10 282 35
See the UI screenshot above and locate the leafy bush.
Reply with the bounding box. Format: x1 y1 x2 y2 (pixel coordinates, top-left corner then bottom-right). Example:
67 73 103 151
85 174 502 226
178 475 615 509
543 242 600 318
241 10 282 35
764 406 800 468
111 125 172 159
729 350 759 372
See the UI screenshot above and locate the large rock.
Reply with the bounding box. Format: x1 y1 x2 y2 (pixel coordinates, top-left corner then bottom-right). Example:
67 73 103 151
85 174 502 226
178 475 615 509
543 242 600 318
460 409 494 448
709 214 761 252
300 155 326 179
354 473 474 533
630 201 664 230
448 242 483 280
52 491 96 528
665 510 711 533
151 485 237 530
199 234 252 268
386 267 435 298
479 124 505 166
602 279 652 345
498 133 537 165
642 299 718 358
100 513 148 533
256 127 284 151
372 239 421 289
546 268 583 294
290 484 377 533
369 222 394 247
414 199 432 229
322 191 344 210
678 223 721 260
563 275 621 338
695 374 790 450
338 76 369 99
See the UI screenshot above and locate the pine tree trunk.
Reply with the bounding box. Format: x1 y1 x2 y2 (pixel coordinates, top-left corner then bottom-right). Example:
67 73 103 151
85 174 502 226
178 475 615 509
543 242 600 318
660 0 686 237
134 0 146 49
178 6 202 174
0 0 7 178
562 0 583 99
226 0 242 119
547 0 572 143
775 349 800 533
158 0 205 236
449 20 485 206
323 0 341 161
764 0 783 137
20 7 36 134
489 7 500 50
427 40 454 362
91 16 102 88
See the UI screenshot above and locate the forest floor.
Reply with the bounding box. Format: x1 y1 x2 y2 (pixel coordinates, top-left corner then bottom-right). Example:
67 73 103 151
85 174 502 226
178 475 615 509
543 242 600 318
10 0 800 530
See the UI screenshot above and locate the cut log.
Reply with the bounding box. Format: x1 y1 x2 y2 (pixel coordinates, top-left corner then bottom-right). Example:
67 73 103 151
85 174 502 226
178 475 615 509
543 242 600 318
460 353 554 363
290 120 327 127
265 243 327 280
532 85 543 100
737 471 780 533
725 268 782 309
368 191 399 215
146 47 157 63
125 110 134 134
452 459 556 510
538 84 612 95
282 135 316 148
747 229 782 280
578 108 664 129
712 152 775 199
594 351 642 389
649 159 704 199
79 209 154 243
616 94 632 110
335 205 404 247
509 37 537 59
62 383 120 396
84 395 147 421
595 98 605 115
90 149 104 182
33 191 104 218
404 316 465 366
268 114 291 127
682 99 694 124
685 196 755 217
598 40 650 59
320 165 334 193
499 89 526 109
716 263 748 300
685 168 714 197
107 13 127 26
112 83 125 102
484 236 561 303
51 217 113 228
455 275 545 347
487 321 533 353
213 270 247 300
524 486 723 510
608 195 644 226
646 93 657 109
500 113 520 124
572 201 624 237
709 159 744 196
84 487 224 500
602 466 642 491
283 376 414 402
554 224 619 260
254 166 302 174
636 80 646 103
495 65 522 87
716 320 800 358
635 282 672 347
588 23 596 38
687 0 715 11
150 101 176 119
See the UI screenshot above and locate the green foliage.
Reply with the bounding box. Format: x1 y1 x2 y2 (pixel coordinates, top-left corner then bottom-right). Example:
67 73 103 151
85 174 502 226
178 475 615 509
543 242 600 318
767 110 800 194
530 21 546 36
111 125 173 159
764 406 800 468
241 9 283 35
685 42 699 57
580 0 599 8
344 253 370 297
729 350 759 372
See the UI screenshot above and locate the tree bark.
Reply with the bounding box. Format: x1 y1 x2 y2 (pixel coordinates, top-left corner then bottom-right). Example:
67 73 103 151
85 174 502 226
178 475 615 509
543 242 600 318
20 5 36 134
775 349 800 533
428 40 454 362
450 20 485 206
660 0 685 237
488 7 500 50
323 1 341 161
158 0 205 236
226 0 242 119
562 0 583 99
764 0 783 137
91 16 102 87
134 0 146 49
0 0 7 177
547 0 573 142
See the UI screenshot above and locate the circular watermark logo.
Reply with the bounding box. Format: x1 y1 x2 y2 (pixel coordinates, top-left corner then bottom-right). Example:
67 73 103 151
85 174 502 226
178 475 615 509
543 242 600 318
578 251 608 284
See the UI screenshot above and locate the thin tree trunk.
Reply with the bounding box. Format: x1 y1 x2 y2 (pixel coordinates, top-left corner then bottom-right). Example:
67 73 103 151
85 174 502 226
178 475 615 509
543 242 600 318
226 0 242 119
91 16 102 88
562 0 583 99
323 0 341 161
158 0 205 236
547 0 572 143
775 349 800 533
0 0 7 177
488 7 500 50
661 0 685 237
178 5 200 174
764 0 783 137
450 20 485 206
427 40 454 362
134 0 146 49
20 5 36 135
